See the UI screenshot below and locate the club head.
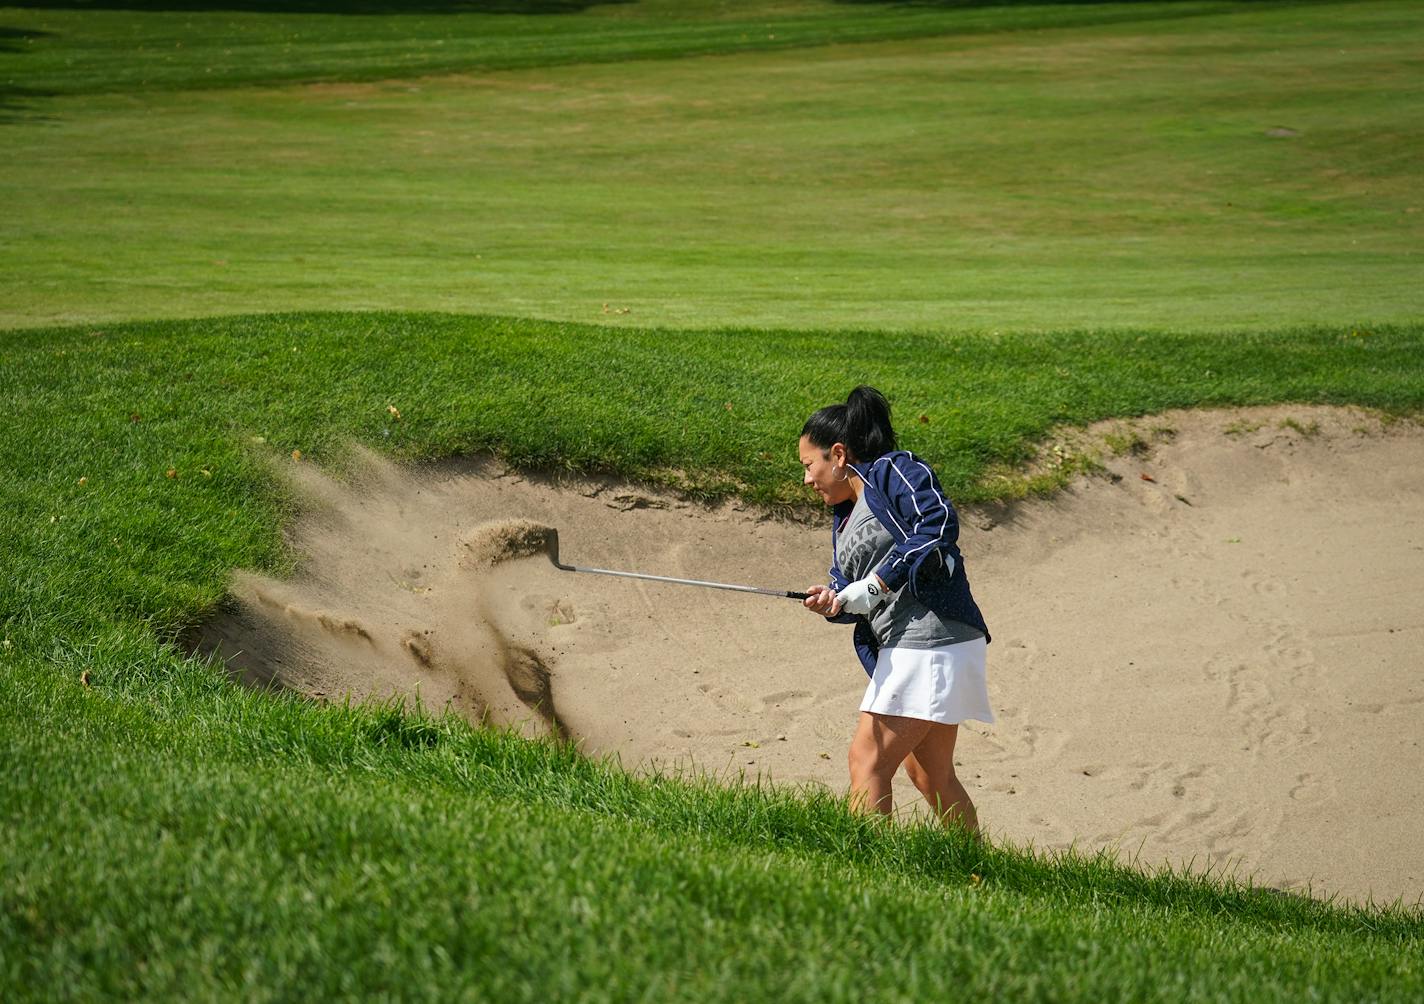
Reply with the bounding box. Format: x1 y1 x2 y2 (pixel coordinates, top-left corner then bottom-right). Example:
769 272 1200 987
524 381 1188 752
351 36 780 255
546 527 574 571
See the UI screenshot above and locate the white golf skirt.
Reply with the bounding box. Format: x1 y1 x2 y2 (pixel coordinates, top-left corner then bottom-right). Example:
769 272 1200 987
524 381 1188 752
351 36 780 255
859 638 994 726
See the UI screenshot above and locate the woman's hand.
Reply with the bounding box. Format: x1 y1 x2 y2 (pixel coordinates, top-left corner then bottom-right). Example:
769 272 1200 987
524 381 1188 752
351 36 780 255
837 575 889 616
802 584 841 617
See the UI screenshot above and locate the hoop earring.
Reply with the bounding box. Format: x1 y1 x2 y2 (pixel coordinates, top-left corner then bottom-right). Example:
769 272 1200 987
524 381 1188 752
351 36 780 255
834 465 849 482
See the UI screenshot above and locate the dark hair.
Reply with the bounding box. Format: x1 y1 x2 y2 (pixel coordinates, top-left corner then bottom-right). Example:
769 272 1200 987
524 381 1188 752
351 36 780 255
800 385 897 462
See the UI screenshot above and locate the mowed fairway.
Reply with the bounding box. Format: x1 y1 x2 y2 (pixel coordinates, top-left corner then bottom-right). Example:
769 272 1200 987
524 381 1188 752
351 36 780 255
2 0 1421 330
4 2 1424 1001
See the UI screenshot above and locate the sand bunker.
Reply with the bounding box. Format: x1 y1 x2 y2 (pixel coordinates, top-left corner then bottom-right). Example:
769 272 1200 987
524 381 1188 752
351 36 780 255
191 405 1424 906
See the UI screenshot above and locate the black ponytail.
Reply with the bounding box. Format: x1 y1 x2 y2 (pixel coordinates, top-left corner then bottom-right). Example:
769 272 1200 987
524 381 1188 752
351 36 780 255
844 385 896 461
800 385 897 462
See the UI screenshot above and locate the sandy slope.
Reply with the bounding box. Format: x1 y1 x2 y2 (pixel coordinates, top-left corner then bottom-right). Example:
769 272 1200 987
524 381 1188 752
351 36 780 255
192 405 1424 905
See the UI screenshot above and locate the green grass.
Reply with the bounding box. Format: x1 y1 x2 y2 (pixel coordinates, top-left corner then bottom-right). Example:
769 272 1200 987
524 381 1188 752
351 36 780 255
5 639 1421 1001
4 1 1424 997
2 1 1421 330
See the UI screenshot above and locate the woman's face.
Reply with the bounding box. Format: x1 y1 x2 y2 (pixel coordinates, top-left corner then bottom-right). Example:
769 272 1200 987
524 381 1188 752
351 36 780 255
799 435 854 506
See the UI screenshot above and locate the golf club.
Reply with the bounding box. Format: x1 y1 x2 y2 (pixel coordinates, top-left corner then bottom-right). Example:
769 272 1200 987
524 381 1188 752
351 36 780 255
544 529 810 601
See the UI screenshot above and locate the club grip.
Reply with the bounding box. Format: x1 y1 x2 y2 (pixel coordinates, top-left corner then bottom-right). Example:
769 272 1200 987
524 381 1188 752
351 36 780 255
787 590 811 601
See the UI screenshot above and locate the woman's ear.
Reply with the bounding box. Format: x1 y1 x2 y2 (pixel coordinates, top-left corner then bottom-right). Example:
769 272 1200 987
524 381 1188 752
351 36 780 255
830 442 849 466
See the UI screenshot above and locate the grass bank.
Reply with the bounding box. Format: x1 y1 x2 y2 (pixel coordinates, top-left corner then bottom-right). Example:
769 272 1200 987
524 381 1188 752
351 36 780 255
4 311 1420 647
4 628 1421 1000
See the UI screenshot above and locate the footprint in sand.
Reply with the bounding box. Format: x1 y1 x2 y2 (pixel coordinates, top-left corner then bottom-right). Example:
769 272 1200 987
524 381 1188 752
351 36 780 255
1287 771 1335 807
1241 568 1289 599
1207 647 1319 756
1124 760 1175 793
1256 704 1316 756
670 725 743 740
1201 808 1267 859
695 680 763 717
753 689 815 713
978 722 1066 764
1263 628 1320 685
1152 765 1220 843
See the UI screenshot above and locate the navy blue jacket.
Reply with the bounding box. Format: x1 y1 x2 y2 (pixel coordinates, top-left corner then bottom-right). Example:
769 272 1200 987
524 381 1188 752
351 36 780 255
827 450 990 675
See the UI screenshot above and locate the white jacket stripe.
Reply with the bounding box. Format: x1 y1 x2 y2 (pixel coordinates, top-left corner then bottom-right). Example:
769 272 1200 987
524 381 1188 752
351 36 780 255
889 455 950 566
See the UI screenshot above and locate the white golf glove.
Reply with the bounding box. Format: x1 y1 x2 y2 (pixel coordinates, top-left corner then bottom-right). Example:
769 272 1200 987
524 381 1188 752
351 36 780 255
838 576 889 616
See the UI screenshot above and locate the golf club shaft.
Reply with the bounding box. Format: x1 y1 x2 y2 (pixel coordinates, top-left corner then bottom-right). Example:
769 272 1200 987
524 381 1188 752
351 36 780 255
557 563 810 601
544 529 809 600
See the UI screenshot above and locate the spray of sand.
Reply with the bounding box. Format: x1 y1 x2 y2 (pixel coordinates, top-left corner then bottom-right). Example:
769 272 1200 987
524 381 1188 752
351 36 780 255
461 519 557 567
189 449 570 737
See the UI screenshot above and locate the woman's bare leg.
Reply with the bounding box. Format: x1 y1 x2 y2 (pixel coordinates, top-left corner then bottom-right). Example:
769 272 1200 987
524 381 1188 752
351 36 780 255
903 724 979 835
847 712 933 816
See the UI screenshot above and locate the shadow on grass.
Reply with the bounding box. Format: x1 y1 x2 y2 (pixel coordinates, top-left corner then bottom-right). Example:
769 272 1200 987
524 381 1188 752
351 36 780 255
0 1 630 13
838 0 1226 5
0 26 57 124
0 25 53 48
836 0 1323 7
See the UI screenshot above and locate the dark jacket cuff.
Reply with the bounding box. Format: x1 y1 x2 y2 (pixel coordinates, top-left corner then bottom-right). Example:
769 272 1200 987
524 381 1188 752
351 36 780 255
874 558 909 592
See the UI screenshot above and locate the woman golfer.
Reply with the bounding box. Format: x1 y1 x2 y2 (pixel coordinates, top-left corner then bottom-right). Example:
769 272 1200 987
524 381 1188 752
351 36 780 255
800 386 992 833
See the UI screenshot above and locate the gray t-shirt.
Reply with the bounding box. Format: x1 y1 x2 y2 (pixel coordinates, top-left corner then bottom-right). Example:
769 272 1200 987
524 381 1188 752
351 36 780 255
834 492 984 650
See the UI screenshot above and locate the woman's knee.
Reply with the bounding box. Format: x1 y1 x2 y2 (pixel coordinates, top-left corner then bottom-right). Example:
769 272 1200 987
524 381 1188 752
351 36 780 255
848 738 895 781
910 725 959 775
903 754 930 791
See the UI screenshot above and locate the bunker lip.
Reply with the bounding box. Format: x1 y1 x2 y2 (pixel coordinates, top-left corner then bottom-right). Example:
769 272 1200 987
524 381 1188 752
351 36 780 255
189 406 1424 907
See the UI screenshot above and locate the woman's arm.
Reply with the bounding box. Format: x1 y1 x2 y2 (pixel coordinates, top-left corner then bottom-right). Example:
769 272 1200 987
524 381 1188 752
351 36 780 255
871 453 958 592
